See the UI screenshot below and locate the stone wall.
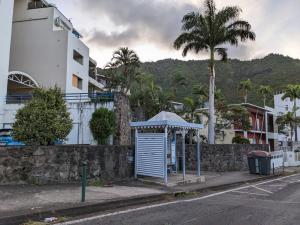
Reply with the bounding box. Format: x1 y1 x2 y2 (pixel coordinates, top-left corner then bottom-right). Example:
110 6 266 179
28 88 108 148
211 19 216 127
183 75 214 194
0 145 134 185
184 144 269 172
113 93 131 145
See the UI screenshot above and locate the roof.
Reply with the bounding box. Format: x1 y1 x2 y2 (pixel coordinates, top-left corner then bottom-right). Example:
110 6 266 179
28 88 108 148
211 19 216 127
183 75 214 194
149 111 186 122
131 111 203 130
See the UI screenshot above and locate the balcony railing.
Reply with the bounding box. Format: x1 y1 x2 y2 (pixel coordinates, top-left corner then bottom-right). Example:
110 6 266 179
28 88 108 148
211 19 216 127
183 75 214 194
6 92 114 104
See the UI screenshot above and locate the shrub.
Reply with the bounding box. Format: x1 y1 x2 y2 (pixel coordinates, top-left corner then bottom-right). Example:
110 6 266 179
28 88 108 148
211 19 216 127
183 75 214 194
89 108 115 145
12 87 73 145
232 136 250 144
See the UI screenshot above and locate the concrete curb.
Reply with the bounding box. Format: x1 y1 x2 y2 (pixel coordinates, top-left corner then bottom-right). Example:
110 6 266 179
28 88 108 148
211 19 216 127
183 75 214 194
0 172 295 225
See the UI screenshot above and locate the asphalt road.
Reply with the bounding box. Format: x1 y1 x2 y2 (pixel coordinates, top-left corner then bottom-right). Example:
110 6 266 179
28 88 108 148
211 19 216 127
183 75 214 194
59 174 300 225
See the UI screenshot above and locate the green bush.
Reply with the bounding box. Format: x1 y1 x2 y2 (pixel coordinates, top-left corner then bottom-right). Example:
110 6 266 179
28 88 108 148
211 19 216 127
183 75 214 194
12 87 73 146
232 136 250 144
89 108 115 145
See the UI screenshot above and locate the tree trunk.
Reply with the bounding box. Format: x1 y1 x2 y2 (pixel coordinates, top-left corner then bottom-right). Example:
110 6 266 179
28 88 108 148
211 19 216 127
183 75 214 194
208 50 216 144
294 99 298 142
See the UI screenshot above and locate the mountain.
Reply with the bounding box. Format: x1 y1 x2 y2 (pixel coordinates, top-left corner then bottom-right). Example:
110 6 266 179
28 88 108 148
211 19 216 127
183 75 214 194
140 54 300 106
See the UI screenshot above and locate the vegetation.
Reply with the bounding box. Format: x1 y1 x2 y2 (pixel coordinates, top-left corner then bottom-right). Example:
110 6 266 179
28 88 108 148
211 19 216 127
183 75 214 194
232 136 250 144
104 47 140 93
89 108 115 145
258 85 273 107
173 0 255 144
12 87 72 146
140 54 300 107
238 79 253 103
281 85 300 141
276 110 300 141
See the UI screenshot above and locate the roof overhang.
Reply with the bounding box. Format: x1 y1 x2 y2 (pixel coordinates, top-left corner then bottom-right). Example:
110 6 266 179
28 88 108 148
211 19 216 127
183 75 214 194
131 120 203 130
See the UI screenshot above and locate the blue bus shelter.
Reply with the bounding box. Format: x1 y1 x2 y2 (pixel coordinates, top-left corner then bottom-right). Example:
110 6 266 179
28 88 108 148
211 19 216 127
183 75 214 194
131 111 203 185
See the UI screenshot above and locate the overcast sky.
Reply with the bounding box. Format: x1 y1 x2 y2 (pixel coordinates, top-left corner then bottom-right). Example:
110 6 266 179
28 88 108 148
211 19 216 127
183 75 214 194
50 0 300 67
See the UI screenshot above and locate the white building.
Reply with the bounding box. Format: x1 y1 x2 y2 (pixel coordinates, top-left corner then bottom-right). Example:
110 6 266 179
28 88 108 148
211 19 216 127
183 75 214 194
0 0 114 145
274 93 300 142
0 0 15 127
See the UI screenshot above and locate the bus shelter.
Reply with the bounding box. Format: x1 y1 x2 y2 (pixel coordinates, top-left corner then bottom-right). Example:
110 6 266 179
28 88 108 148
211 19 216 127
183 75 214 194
130 111 203 185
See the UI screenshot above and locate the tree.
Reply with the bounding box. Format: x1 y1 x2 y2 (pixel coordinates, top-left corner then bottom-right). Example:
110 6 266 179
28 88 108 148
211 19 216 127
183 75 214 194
105 47 140 93
174 0 255 144
184 97 197 122
89 108 115 145
171 73 186 99
238 79 253 103
12 87 73 146
281 85 300 141
258 85 273 107
192 85 208 108
276 110 300 143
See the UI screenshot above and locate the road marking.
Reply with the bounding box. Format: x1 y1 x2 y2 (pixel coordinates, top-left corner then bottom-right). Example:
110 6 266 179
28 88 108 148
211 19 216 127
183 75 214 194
250 185 273 194
56 173 299 225
232 190 268 196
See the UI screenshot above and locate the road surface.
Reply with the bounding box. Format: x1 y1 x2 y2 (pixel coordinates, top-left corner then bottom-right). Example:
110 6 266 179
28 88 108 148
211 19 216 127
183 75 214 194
59 174 300 225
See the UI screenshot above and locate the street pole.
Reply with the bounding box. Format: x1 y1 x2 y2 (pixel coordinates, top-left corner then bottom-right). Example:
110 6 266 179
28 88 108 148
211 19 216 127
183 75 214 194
81 161 87 202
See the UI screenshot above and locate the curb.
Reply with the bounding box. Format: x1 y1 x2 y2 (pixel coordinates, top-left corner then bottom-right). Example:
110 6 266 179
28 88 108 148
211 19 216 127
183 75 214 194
0 172 296 225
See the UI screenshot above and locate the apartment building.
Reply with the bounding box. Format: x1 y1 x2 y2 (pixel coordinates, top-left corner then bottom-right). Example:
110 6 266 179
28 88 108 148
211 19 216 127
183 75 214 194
199 103 278 150
0 0 112 145
8 0 104 96
0 0 14 126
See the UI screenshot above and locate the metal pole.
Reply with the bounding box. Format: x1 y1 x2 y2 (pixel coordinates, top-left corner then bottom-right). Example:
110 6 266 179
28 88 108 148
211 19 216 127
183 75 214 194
81 161 87 202
182 130 186 180
272 162 275 175
164 126 168 185
134 129 138 179
197 130 201 177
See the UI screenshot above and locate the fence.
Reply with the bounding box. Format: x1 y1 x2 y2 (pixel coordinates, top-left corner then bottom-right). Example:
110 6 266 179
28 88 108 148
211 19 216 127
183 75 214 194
5 92 114 104
270 151 284 168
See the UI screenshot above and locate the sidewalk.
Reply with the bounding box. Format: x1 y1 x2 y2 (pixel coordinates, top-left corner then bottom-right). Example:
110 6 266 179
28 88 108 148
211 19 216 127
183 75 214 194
0 167 298 224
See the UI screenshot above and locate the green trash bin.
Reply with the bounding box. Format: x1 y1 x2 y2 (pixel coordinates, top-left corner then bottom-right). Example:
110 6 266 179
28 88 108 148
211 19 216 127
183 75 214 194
247 151 271 175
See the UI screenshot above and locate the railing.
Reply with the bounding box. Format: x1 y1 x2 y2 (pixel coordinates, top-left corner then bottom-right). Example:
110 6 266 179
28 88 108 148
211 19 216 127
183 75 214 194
5 92 114 104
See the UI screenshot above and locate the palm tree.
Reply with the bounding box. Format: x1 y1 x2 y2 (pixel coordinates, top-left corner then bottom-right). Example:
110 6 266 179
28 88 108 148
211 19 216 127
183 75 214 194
193 85 208 108
105 47 140 93
184 97 197 123
174 0 255 144
238 79 253 103
281 84 300 141
277 110 300 143
171 74 186 98
258 85 273 107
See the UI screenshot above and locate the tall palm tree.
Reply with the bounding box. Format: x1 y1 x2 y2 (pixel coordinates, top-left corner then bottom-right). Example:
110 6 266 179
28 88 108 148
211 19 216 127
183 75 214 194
281 84 300 141
258 85 273 107
174 0 255 144
184 97 197 123
105 47 140 93
238 79 253 103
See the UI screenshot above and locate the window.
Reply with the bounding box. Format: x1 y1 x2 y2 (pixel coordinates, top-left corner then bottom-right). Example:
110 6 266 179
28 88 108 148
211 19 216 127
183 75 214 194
73 50 83 65
28 0 48 9
72 74 82 90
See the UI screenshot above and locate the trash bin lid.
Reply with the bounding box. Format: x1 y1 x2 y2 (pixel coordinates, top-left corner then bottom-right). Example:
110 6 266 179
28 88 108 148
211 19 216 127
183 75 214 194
247 150 271 157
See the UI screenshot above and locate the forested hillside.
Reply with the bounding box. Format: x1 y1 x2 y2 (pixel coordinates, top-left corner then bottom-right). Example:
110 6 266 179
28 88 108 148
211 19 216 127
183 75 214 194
140 54 300 106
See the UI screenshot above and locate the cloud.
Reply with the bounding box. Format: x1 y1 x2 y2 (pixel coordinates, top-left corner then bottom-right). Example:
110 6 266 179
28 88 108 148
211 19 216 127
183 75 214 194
79 0 197 49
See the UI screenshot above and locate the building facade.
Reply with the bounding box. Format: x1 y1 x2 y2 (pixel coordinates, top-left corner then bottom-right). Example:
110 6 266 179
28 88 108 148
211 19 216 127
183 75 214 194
0 0 121 145
0 0 15 127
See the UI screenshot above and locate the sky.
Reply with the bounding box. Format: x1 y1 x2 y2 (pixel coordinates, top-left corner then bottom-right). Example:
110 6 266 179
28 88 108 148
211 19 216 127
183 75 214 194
49 0 300 67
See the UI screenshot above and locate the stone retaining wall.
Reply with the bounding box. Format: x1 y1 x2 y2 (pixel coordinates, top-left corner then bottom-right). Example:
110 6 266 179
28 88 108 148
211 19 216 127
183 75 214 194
184 144 269 172
0 145 134 185
0 144 269 184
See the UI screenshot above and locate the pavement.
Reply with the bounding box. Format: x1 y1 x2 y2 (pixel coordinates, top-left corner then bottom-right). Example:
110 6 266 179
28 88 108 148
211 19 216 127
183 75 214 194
0 167 298 225
60 173 300 225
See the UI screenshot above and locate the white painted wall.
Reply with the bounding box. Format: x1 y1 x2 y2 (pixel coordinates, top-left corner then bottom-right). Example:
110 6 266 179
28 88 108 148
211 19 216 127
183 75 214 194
2 101 114 145
0 0 14 127
274 93 300 141
10 1 90 94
